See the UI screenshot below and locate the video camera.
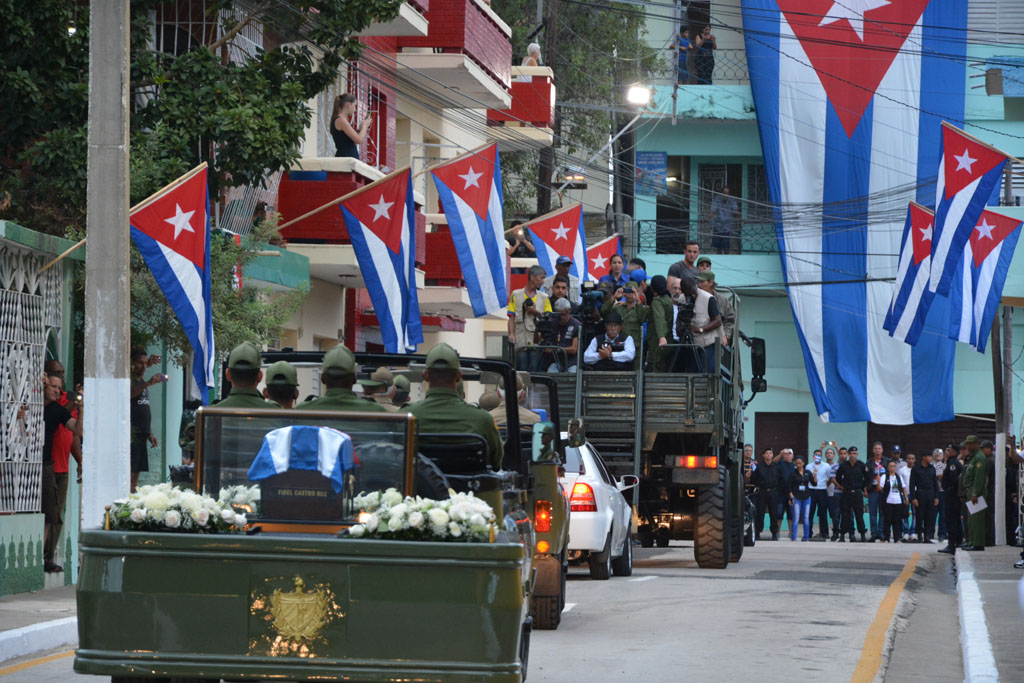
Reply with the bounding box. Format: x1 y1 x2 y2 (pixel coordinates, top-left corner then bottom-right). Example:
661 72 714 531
535 312 559 346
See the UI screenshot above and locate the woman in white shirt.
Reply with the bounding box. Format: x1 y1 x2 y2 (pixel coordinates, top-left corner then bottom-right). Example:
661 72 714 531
879 460 908 542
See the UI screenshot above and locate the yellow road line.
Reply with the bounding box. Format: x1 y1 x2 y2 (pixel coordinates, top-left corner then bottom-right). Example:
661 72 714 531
0 650 74 677
851 552 921 683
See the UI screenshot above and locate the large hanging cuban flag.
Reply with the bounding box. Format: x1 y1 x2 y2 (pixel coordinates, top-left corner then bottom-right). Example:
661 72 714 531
883 203 935 345
129 164 215 403
586 234 623 282
430 144 508 316
928 123 1009 296
339 169 423 353
526 203 588 282
741 0 966 423
949 210 1023 353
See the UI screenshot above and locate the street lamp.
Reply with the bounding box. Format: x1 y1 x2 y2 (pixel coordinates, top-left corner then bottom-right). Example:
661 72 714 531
627 85 651 107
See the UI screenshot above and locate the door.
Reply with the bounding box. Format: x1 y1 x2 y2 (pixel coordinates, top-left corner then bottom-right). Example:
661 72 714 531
867 416 996 456
754 412 809 460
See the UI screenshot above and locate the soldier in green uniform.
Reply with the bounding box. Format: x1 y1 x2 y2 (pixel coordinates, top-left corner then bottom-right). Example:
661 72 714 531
216 342 276 408
404 343 504 470
262 360 299 408
392 374 412 409
646 275 674 372
297 345 387 412
962 435 988 551
601 281 649 369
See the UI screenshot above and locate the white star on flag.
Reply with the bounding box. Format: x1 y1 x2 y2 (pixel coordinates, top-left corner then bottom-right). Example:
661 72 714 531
458 166 483 189
953 149 977 174
164 203 196 240
976 219 995 240
919 223 932 242
818 0 890 41
369 195 394 222
552 223 570 240
591 253 607 270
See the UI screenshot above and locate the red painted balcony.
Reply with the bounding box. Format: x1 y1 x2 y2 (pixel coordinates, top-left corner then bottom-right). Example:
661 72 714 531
487 66 555 149
420 224 512 317
396 0 512 109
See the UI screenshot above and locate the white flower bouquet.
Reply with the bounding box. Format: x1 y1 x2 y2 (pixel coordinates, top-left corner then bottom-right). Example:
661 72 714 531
109 483 255 534
346 488 496 542
217 484 261 514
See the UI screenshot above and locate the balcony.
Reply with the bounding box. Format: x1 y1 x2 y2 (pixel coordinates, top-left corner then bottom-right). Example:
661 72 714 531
357 1 428 37
486 66 555 150
396 0 512 109
645 48 754 122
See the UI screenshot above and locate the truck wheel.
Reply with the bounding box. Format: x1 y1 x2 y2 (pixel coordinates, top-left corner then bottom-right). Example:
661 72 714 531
655 526 670 548
588 533 612 580
611 532 633 576
559 550 567 611
729 515 744 563
694 468 731 569
638 524 654 548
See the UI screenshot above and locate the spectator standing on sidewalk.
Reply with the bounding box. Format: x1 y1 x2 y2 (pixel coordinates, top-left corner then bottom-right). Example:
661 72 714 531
41 373 82 573
962 436 988 551
933 447 948 542
42 359 81 572
910 451 940 543
836 446 869 542
867 442 889 542
828 446 845 541
788 456 815 542
809 451 831 539
130 349 164 493
747 447 781 540
879 460 908 543
938 443 964 554
898 452 917 541
777 448 797 531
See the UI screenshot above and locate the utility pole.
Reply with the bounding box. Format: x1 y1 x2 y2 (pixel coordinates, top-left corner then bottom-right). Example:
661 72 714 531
992 311 1006 545
536 0 558 215
83 0 132 528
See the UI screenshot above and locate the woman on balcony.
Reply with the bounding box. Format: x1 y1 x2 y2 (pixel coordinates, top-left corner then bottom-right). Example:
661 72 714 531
694 25 717 85
331 94 372 160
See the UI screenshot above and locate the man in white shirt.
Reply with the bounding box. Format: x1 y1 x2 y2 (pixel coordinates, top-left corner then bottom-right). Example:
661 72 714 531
809 452 832 540
583 311 635 370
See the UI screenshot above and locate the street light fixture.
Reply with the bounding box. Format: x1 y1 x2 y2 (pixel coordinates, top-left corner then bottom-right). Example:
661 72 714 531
627 85 651 107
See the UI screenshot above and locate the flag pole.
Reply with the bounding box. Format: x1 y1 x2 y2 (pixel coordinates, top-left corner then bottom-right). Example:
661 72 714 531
507 202 583 235
907 201 933 214
588 232 623 250
39 162 209 274
276 166 411 232
940 121 1024 166
411 143 494 180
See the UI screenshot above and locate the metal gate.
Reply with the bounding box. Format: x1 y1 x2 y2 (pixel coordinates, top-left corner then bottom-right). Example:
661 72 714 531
0 243 64 513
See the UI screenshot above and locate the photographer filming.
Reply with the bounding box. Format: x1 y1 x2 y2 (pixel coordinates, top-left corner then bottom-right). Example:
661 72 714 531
672 276 722 372
578 280 607 349
508 265 551 371
583 311 635 371
542 298 581 372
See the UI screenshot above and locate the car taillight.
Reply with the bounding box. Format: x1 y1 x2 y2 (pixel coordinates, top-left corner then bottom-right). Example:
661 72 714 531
534 500 552 533
673 455 719 469
570 482 597 512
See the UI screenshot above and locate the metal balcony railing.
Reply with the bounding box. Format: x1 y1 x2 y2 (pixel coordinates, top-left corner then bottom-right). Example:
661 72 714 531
636 219 778 255
650 48 750 87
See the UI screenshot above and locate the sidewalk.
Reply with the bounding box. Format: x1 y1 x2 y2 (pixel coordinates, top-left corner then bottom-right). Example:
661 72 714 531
955 545 1024 682
0 585 77 664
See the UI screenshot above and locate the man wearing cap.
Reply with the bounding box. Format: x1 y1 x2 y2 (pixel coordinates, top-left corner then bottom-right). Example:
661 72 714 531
509 264 552 372
602 282 648 369
629 268 648 304
263 360 299 409
680 275 723 372
938 443 963 553
298 346 387 412
836 445 870 542
363 367 398 412
647 275 674 372
404 343 503 470
490 373 540 428
543 298 580 372
583 311 635 370
392 375 412 409
217 342 276 409
961 436 988 550
542 255 581 304
696 255 712 272
698 271 735 348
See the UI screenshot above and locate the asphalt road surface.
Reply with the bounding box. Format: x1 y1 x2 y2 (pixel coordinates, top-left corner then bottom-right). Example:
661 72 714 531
0 539 962 683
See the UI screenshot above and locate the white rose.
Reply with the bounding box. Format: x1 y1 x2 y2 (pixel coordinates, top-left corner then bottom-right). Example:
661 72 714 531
194 509 210 526
448 521 463 538
148 509 165 523
388 515 405 532
365 514 379 533
469 513 486 528
449 502 471 522
390 503 408 518
165 510 182 528
349 524 366 538
234 514 247 528
408 511 425 529
221 509 236 524
426 508 449 529
382 489 403 506
130 508 146 523
143 492 169 511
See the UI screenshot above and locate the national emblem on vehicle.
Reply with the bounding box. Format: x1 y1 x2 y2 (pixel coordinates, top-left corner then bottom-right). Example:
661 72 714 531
269 576 330 641
249 574 344 657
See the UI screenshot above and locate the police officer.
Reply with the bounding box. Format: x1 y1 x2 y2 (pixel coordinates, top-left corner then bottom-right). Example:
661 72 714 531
392 374 412 409
938 442 964 554
263 360 299 408
836 446 870 542
217 342 276 408
298 345 387 412
404 343 504 471
962 436 988 551
748 447 781 540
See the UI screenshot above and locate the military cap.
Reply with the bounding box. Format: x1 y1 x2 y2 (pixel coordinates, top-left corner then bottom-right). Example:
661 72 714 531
371 367 394 387
265 360 298 386
697 271 715 282
357 378 386 390
959 440 967 449
604 311 624 324
393 375 411 393
696 255 712 266
981 440 994 449
425 342 460 369
322 344 356 375
624 281 639 291
478 391 501 411
228 341 261 369
964 435 979 445
541 423 554 434
497 373 526 392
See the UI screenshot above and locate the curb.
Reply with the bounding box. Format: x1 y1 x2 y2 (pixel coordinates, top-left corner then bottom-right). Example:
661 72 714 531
955 549 998 682
0 617 78 665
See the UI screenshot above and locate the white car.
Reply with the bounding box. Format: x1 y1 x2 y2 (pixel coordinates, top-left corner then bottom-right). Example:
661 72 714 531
561 436 638 580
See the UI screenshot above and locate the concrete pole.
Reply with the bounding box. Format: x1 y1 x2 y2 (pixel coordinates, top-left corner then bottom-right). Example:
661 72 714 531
82 0 132 528
991 311 1006 545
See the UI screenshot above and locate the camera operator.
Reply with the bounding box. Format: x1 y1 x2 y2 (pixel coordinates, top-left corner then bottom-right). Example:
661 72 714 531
672 276 721 372
578 280 607 350
601 281 648 369
508 265 551 371
583 311 635 371
542 299 581 372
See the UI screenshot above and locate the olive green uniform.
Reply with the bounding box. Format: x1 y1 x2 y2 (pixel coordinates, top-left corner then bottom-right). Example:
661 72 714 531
647 292 674 372
215 387 276 409
601 300 649 369
297 388 388 412
406 388 504 470
963 448 988 547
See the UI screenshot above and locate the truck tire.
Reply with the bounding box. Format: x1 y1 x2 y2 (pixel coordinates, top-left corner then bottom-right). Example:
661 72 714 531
655 526 670 548
588 533 612 580
729 515 744 563
694 468 731 569
637 524 654 547
532 594 561 630
611 532 633 576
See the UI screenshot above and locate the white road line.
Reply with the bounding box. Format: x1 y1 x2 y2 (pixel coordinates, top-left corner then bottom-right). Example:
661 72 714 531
561 603 577 614
955 550 999 682
629 575 658 582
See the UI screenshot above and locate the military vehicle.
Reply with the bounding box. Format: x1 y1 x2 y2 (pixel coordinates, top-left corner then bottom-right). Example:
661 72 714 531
532 287 767 569
75 353 564 682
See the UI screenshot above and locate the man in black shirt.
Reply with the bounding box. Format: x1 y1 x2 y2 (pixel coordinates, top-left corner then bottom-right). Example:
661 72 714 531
42 374 81 573
543 298 581 372
130 350 166 491
910 451 940 543
836 445 870 542
938 444 964 554
747 447 781 540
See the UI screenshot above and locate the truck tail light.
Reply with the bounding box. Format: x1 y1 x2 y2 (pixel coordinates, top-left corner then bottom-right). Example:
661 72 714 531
570 482 597 512
537 540 550 553
674 455 719 469
534 500 552 533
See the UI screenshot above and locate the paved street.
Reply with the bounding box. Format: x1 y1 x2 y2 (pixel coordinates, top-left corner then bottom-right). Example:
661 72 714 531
0 538 974 683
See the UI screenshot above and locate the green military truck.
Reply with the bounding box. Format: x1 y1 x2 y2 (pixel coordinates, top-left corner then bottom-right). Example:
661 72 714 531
535 288 766 569
75 353 567 682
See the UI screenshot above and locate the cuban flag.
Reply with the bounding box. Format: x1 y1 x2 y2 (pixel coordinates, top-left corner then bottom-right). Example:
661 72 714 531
430 144 508 316
247 425 355 494
586 234 622 282
949 210 1022 353
129 165 215 403
928 124 1008 296
883 203 935 345
339 169 423 353
742 0 965 424
526 203 588 282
